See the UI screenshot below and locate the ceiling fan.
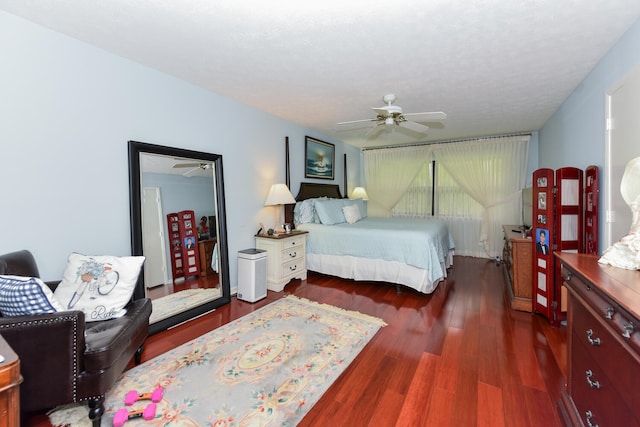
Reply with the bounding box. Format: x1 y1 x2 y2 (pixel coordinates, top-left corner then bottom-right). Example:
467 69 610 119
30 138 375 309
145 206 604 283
172 161 212 177
337 94 446 137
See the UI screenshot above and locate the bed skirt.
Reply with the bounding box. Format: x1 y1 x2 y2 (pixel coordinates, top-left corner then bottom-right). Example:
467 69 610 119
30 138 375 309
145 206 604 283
306 250 454 294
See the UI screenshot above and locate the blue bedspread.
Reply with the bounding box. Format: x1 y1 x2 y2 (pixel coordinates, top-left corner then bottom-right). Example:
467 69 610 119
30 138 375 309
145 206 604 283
299 217 455 282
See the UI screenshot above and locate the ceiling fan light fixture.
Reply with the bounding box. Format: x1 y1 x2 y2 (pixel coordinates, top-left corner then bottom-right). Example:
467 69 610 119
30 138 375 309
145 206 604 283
385 117 394 125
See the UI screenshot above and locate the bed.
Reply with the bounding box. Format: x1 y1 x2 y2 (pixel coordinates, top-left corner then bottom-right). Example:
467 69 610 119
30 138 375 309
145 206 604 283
285 183 455 294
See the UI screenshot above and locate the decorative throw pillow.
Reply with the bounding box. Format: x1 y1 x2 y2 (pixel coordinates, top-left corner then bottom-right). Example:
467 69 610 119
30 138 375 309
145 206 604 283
293 197 327 225
294 199 316 225
0 275 65 316
53 253 144 322
342 204 362 224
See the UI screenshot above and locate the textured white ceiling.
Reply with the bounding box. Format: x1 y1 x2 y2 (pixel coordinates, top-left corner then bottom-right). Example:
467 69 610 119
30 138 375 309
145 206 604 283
2 0 639 148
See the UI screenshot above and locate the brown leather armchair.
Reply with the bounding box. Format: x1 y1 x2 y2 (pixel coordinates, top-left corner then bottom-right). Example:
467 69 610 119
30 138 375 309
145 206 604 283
0 250 152 427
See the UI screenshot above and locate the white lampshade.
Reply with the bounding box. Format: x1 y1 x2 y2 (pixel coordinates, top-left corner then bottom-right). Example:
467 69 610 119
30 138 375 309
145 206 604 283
351 186 369 200
264 183 296 206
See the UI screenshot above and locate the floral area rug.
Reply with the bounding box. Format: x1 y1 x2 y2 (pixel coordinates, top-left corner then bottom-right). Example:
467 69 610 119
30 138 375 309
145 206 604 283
149 288 222 324
49 295 386 427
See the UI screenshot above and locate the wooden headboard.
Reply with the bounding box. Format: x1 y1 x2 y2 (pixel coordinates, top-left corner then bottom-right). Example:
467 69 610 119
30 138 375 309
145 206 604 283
295 182 342 200
284 183 343 227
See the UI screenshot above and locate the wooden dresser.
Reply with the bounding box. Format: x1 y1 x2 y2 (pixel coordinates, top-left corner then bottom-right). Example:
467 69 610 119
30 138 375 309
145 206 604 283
556 252 640 427
0 334 21 427
198 238 217 276
502 225 533 312
255 231 307 292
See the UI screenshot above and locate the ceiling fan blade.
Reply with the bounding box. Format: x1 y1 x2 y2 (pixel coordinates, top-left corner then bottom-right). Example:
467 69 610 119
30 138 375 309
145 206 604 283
183 167 202 177
402 112 447 120
399 120 430 133
336 118 377 125
372 107 391 117
366 124 385 138
173 163 209 169
173 162 203 168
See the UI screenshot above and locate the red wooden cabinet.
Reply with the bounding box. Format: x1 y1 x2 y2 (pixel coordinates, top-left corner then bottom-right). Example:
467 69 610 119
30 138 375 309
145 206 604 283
531 165 599 326
532 167 584 326
166 210 201 282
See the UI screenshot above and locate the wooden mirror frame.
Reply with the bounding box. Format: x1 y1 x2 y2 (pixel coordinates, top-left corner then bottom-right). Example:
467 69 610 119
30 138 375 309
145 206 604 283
128 140 231 334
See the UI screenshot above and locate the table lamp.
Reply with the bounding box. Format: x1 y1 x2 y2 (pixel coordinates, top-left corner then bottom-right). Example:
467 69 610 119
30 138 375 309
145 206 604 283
265 183 296 233
351 187 369 200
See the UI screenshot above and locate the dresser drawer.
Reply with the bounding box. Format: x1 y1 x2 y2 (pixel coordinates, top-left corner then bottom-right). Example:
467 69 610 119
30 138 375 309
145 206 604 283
281 245 304 263
282 236 305 251
281 258 304 279
571 334 639 427
572 296 640 412
563 266 640 352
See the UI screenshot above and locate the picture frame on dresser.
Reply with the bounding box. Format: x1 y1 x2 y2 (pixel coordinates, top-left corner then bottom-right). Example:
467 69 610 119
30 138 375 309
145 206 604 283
305 136 335 180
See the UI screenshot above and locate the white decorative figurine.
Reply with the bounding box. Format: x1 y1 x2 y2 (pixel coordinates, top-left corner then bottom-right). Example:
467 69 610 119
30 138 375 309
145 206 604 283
599 156 640 269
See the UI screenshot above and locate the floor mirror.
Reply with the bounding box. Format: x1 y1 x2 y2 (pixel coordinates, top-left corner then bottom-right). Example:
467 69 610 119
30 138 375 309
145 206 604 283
128 140 231 334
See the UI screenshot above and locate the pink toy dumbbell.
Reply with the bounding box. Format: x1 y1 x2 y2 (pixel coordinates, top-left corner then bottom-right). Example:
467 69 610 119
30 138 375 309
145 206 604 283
113 403 156 427
125 387 164 406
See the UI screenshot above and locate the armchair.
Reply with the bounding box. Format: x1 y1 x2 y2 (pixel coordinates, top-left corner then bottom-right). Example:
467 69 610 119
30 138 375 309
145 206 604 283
0 250 152 426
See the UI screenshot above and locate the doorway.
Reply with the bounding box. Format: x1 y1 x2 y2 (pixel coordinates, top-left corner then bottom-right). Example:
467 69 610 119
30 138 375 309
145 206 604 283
142 187 168 288
605 64 640 247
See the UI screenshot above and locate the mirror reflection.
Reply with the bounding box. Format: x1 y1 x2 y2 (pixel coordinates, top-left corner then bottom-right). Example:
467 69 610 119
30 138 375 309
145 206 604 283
128 141 231 334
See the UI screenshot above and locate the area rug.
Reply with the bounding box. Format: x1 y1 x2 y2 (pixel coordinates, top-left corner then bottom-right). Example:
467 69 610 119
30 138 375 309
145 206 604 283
149 288 222 324
49 295 386 426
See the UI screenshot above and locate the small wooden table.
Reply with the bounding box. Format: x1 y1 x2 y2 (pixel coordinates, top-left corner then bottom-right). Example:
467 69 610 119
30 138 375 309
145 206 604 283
0 334 21 427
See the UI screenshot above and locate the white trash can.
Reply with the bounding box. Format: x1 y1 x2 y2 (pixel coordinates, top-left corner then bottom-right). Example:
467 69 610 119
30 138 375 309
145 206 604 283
237 248 267 302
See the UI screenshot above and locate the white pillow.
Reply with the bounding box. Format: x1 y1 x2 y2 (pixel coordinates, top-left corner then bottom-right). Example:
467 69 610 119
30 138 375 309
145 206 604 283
53 253 144 322
342 204 362 224
0 275 64 316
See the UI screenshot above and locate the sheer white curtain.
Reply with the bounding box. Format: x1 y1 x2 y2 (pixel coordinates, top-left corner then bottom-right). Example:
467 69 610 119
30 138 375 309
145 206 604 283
432 135 530 257
435 165 485 257
363 145 433 217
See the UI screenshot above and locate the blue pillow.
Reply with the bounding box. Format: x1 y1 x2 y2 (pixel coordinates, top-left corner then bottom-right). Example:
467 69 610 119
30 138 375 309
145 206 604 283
0 275 64 316
314 199 349 225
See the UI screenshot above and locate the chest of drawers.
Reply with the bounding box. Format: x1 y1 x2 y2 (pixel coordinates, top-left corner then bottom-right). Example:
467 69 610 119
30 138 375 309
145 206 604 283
556 252 640 427
502 225 533 312
255 231 308 292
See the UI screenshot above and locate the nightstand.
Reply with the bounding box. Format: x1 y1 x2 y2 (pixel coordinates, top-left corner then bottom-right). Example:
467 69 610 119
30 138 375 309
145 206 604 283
255 231 308 291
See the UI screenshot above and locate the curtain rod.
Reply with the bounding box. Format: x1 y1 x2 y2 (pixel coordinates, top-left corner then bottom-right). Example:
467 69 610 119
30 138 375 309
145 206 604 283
361 132 532 151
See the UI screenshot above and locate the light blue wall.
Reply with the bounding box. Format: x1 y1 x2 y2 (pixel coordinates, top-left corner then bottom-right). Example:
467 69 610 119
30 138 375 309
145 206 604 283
538 17 640 252
0 10 347 289
540 18 640 170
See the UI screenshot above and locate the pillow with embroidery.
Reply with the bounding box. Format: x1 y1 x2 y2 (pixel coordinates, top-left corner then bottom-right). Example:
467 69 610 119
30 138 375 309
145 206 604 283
0 275 65 316
53 253 144 322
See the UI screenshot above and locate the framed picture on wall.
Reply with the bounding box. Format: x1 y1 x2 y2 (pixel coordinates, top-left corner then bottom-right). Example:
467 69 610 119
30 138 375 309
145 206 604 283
305 136 334 180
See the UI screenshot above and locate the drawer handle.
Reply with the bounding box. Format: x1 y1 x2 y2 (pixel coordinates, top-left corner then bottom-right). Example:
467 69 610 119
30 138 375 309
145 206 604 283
289 265 297 271
585 370 600 389
563 271 572 281
605 306 615 320
623 321 634 339
288 251 297 258
585 410 599 427
586 329 601 346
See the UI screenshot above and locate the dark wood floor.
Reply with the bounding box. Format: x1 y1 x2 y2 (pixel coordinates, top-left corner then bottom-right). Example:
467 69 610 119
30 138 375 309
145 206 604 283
25 256 567 426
